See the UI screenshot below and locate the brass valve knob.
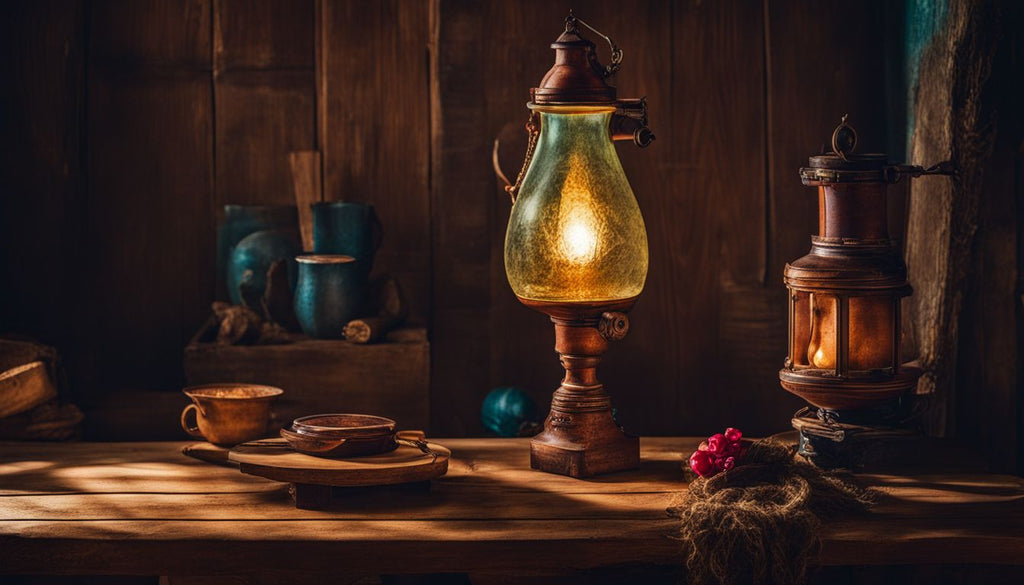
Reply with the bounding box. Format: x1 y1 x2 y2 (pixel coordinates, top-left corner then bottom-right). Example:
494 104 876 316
599 312 629 341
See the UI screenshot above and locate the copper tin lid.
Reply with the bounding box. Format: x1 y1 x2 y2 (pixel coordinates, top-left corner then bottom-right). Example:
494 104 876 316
531 13 617 105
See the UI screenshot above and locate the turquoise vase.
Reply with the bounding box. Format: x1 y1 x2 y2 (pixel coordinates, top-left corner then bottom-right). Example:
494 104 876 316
311 202 382 277
217 205 301 300
293 255 366 339
227 230 299 306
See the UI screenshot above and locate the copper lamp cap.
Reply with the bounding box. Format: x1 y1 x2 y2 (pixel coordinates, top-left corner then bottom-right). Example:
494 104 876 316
531 12 618 105
799 115 957 186
799 116 890 185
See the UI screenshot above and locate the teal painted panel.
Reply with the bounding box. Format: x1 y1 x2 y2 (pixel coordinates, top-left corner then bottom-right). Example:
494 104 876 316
905 0 949 146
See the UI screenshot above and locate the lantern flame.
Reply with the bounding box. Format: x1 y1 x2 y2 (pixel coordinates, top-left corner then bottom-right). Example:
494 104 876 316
559 207 599 264
556 155 601 265
808 294 837 369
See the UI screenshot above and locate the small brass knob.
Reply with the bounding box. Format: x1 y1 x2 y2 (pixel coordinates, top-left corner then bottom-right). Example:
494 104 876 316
598 312 629 341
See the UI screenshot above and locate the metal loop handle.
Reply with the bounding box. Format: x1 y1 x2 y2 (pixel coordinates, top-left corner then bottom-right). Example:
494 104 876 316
570 13 622 78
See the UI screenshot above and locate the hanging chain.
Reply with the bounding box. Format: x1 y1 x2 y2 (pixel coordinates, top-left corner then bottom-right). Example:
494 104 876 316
505 112 540 204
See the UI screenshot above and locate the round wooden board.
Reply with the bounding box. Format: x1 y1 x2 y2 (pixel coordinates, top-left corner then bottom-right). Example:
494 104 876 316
228 439 450 487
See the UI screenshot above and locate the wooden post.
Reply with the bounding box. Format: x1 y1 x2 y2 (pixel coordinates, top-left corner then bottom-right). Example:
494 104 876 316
289 150 322 252
904 0 1000 436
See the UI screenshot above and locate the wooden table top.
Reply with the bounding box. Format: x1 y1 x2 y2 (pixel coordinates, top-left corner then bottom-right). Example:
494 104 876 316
0 438 1022 577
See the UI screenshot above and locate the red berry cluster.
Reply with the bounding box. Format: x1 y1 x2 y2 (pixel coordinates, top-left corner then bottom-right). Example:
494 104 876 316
688 427 744 478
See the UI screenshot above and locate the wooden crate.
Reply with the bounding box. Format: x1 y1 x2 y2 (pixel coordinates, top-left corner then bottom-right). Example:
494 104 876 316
184 327 429 431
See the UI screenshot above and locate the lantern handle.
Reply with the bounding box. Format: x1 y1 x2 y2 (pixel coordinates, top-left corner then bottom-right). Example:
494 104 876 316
494 112 541 204
491 139 512 190
569 12 623 78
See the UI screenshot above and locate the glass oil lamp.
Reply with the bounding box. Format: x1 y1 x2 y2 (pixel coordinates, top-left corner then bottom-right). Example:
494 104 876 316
781 116 954 468
503 12 653 477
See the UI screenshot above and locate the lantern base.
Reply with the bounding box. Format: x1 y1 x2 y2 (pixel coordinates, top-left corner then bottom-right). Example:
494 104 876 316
792 392 928 470
531 410 639 477
780 364 921 411
519 297 640 478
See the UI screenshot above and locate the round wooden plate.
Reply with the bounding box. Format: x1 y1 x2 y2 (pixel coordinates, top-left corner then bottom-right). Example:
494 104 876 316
228 438 451 487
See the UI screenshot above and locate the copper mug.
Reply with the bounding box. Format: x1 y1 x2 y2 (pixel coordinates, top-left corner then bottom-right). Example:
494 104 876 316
181 384 284 446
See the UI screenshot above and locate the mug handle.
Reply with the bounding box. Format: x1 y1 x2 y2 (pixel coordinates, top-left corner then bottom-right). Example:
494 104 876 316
180 404 205 439
370 206 384 252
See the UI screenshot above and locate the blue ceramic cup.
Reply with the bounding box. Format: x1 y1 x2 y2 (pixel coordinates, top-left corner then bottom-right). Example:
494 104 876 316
293 255 366 339
311 202 382 277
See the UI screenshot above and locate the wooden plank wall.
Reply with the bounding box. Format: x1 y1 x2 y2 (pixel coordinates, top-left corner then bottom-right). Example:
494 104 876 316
3 1 1018 459
84 0 214 394
0 0 85 389
321 1 432 322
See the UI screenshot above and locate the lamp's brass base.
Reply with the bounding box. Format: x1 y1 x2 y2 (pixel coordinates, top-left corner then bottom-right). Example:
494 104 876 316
517 296 640 479
530 409 639 478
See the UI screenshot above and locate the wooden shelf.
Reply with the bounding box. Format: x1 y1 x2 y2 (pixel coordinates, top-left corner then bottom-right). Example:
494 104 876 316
184 327 429 431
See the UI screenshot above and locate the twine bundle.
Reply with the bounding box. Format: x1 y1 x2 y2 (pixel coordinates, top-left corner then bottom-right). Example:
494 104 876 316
667 440 875 585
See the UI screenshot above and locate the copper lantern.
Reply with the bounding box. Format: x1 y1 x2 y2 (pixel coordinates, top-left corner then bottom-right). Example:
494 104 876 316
781 117 953 467
503 13 653 477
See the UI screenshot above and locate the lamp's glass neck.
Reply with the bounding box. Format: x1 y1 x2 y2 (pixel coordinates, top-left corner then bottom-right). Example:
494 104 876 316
504 110 648 303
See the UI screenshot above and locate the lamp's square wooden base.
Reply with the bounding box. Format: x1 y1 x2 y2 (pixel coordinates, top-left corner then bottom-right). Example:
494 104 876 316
530 433 640 478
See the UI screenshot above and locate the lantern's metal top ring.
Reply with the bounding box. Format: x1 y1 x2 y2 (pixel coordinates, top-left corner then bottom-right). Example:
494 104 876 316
831 114 857 160
801 114 957 185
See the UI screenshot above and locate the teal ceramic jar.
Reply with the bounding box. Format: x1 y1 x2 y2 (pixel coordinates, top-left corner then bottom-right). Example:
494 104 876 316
311 202 382 277
293 255 366 339
217 205 301 299
227 230 299 306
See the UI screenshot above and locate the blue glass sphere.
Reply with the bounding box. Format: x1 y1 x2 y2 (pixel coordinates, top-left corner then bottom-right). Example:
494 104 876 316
481 386 538 437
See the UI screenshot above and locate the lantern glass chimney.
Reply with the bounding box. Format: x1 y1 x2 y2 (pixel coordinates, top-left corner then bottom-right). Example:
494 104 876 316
505 106 648 303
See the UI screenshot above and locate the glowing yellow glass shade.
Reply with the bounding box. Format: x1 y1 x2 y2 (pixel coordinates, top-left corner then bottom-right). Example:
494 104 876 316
806 294 895 370
505 108 648 303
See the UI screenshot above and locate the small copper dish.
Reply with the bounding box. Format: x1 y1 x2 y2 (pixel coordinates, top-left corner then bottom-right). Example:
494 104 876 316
282 414 398 458
291 413 396 438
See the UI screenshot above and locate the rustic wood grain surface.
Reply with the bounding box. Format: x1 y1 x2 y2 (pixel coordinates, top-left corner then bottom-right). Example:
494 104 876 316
0 439 1021 577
